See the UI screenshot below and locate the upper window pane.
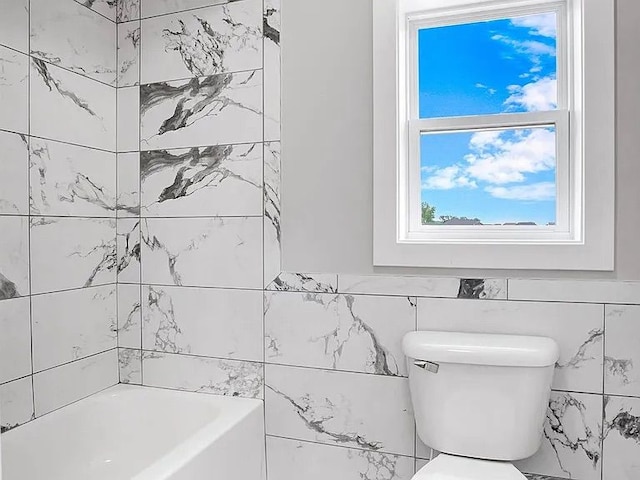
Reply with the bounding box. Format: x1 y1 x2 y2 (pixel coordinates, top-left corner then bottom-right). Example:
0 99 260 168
418 12 558 118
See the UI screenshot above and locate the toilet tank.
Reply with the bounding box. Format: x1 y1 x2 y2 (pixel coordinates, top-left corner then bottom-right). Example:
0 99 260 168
403 331 559 461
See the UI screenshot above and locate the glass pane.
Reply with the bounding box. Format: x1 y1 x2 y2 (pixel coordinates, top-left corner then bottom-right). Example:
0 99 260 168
420 126 556 226
418 12 557 118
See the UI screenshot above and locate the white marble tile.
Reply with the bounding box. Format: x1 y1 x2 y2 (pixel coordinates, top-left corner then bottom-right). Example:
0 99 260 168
141 0 229 19
117 21 140 86
117 151 141 216
141 0 261 84
0 216 29 299
29 138 117 217
32 285 117 372
267 436 415 480
0 297 31 384
79 0 117 22
31 0 116 85
340 275 506 299
0 377 34 433
33 349 118 416
141 217 262 288
0 46 29 134
0 130 29 214
265 292 416 376
265 364 415 456
30 217 116 294
119 348 142 384
141 143 262 217
142 351 263 398
508 279 640 304
264 0 280 141
0 0 29 54
117 283 142 348
117 85 140 152
140 70 262 151
417 298 604 394
266 272 338 293
602 395 640 480
605 304 640 397
263 142 281 286
117 218 141 283
118 0 140 22
30 59 116 151
516 392 602 480
143 285 263 361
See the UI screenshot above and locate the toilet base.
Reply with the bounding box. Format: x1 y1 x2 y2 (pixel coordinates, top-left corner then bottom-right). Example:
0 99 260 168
412 453 527 480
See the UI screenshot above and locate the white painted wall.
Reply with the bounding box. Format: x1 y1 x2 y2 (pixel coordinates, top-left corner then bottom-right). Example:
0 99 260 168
281 0 640 279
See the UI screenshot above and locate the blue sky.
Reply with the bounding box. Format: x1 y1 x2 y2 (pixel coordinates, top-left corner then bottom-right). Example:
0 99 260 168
418 13 558 225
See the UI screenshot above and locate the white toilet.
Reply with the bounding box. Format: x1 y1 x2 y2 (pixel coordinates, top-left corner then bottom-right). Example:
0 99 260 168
402 330 560 480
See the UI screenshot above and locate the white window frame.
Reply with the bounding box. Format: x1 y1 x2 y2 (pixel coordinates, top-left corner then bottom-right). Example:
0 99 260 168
373 0 615 270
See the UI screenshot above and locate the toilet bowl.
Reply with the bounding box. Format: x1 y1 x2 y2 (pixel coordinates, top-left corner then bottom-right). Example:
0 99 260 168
403 330 559 480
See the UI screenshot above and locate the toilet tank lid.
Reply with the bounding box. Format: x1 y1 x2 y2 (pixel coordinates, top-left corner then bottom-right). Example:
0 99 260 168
402 331 559 367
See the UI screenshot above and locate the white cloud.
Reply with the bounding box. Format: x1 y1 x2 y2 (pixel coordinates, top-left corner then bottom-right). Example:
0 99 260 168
505 76 557 111
475 83 497 95
510 13 557 38
486 182 556 201
491 35 556 57
422 165 477 190
464 128 556 184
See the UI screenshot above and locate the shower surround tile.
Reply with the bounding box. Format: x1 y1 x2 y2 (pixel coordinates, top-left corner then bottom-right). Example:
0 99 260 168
30 217 116 294
264 292 416 376
0 297 31 384
30 59 116 151
267 436 415 480
79 0 118 22
0 0 28 54
142 351 264 399
29 138 117 217
263 142 281 286
119 348 142 384
417 298 604 394
508 278 640 304
141 0 229 19
118 0 140 22
117 86 140 152
0 131 29 215
117 21 140 87
116 152 141 216
31 0 116 85
117 218 141 283
516 392 603 480
141 217 262 289
0 216 29 299
266 272 338 293
265 364 415 456
264 0 280 141
140 70 262 151
140 143 263 217
0 46 29 134
140 0 262 84
117 284 142 349
604 304 640 397
143 285 263 361
32 285 117 371
0 377 34 433
33 349 118 416
603 395 640 480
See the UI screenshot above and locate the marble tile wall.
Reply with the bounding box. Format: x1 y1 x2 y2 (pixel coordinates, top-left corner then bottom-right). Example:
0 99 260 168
0 0 118 433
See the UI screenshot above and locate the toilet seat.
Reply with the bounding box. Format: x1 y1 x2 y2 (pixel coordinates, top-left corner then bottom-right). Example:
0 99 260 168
412 453 527 480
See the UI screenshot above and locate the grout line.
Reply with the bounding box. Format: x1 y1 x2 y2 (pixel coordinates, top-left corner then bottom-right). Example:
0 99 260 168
138 10 144 387
27 0 36 419
72 0 117 24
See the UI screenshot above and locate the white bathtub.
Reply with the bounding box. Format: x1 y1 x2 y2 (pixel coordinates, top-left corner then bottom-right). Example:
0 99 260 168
1 384 265 480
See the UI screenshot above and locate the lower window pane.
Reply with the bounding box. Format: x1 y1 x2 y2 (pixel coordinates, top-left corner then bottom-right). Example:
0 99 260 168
420 126 557 226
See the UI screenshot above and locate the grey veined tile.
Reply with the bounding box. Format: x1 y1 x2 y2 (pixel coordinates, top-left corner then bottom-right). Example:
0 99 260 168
118 0 140 22
140 143 263 217
0 377 34 433
264 292 416 376
603 395 640 480
0 0 29 54
0 46 29 134
0 216 29 300
0 130 29 215
80 0 118 22
605 304 640 397
0 297 31 384
141 0 229 19
263 142 281 286
29 138 117 217
117 284 142 349
119 348 142 385
117 20 140 86
30 217 116 294
264 0 280 141
140 70 262 151
267 436 415 480
117 218 141 283
141 0 262 84
30 59 116 151
31 0 116 85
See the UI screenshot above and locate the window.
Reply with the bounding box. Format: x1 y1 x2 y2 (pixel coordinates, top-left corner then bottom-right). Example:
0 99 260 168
373 0 615 270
